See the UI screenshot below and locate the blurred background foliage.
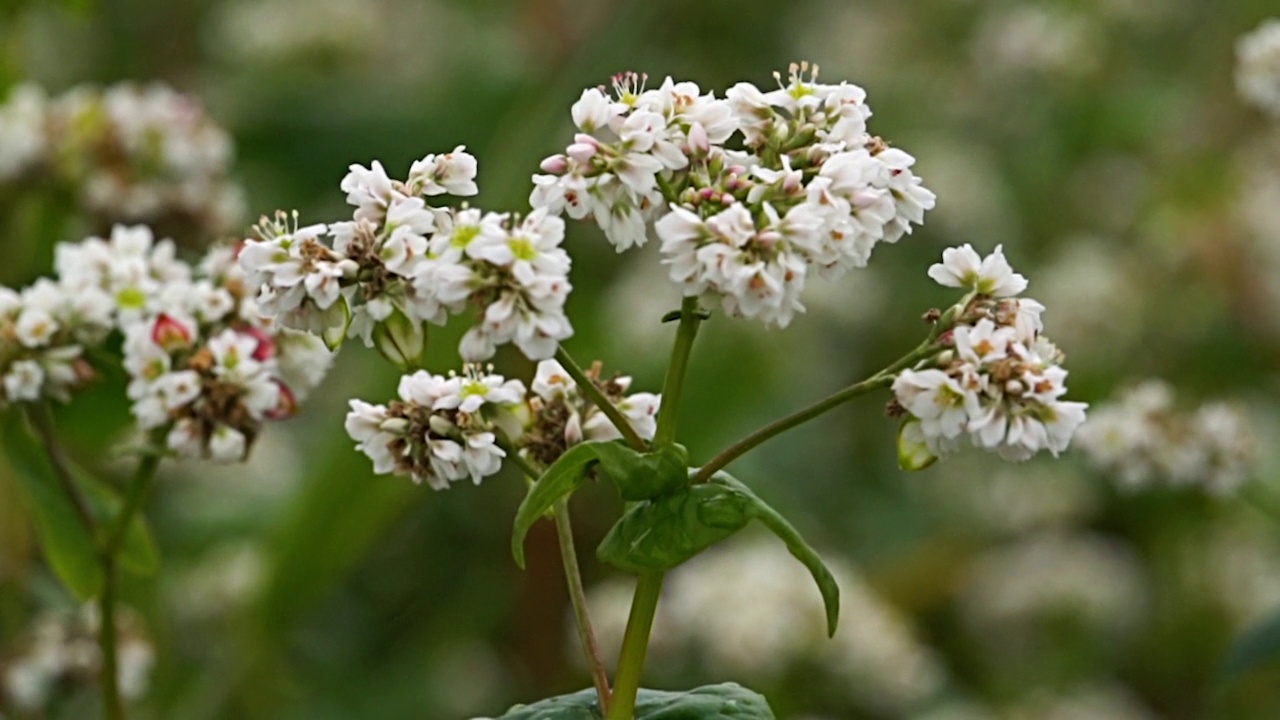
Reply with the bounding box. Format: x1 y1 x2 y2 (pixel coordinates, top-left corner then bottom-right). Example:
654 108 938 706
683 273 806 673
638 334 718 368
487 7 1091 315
2 0 1280 718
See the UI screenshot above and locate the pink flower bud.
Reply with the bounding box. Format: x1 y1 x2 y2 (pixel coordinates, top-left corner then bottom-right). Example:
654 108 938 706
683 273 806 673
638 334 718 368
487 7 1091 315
539 154 569 174
567 142 598 163
151 313 193 353
244 326 276 361
573 133 601 149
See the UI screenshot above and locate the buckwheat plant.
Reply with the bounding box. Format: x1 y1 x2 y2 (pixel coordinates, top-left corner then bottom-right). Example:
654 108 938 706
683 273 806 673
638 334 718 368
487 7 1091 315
242 64 1087 720
1 223 333 719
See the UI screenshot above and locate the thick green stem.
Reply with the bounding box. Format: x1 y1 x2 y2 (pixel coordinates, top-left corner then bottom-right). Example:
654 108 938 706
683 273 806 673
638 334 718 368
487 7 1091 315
653 297 703 448
104 449 162 557
555 346 647 451
99 555 123 720
553 499 611 714
690 336 940 484
606 571 664 720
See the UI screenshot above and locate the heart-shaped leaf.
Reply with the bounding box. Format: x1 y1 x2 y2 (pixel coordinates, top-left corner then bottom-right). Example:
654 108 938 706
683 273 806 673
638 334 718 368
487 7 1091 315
2 413 103 600
511 442 601 569
592 442 689 501
596 483 755 573
709 472 841 637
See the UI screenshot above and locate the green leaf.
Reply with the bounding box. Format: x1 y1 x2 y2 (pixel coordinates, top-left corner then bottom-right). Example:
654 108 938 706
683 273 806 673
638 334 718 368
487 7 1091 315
73 463 160 577
511 442 600 569
596 483 754 573
710 472 841 637
592 442 689 501
2 414 103 600
492 683 774 719
1222 607 1280 679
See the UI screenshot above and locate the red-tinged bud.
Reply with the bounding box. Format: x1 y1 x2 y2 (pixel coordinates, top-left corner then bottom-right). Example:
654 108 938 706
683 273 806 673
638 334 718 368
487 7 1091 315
231 239 246 259
244 326 276 361
72 358 98 385
566 142 598 163
266 381 297 420
539 154 569 174
700 188 717 201
152 313 193 353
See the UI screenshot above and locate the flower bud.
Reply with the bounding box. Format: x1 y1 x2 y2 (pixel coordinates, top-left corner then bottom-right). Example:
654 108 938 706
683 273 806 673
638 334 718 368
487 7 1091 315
151 313 193 353
897 419 938 471
687 121 710 155
380 417 410 435
539 154 569 174
372 308 426 370
567 142 598 164
265 381 297 420
428 414 456 437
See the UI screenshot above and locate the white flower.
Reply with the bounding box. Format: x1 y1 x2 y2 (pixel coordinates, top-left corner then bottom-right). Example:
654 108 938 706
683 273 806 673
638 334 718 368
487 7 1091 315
208 425 247 463
1237 19 1280 116
407 145 479 197
345 400 399 475
4 359 45 402
155 370 203 411
167 419 204 458
927 244 1028 297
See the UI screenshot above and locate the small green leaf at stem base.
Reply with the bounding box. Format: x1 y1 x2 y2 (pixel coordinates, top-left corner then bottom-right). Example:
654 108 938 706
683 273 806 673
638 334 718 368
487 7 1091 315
596 483 754 573
597 469 841 637
511 443 599 569
491 683 775 719
511 441 692 569
2 413 103 600
592 442 689 501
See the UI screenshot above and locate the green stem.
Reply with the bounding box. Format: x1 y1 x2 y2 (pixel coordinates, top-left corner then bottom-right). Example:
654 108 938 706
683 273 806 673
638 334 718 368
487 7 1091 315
555 346 647 451
690 336 940 484
606 571 664 720
653 297 703 448
553 498 612 714
104 447 162 557
99 555 123 720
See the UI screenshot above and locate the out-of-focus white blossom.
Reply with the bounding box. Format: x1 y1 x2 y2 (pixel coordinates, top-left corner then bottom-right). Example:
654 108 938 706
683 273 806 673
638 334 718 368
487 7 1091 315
970 5 1101 81
957 532 1148 653
581 540 945 714
894 245 1086 463
1009 683 1160 720
1075 379 1257 494
2 606 153 711
1237 19 1280 117
533 64 934 328
345 366 525 489
0 82 245 240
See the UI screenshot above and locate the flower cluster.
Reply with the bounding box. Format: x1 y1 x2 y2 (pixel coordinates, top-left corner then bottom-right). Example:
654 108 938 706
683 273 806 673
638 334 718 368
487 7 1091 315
1074 379 1257 495
2 606 153 712
893 244 1087 463
519 359 660 466
1237 18 1280 117
345 366 525 489
240 150 574 362
0 82 244 240
532 63 935 327
7 224 333 461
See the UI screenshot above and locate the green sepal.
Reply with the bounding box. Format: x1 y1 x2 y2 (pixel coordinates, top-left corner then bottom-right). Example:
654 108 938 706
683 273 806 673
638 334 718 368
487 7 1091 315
596 483 754 573
592 442 689 501
710 472 841 637
510 443 600 569
2 413 103 600
896 418 937 471
492 683 774 719
321 297 352 352
371 306 425 369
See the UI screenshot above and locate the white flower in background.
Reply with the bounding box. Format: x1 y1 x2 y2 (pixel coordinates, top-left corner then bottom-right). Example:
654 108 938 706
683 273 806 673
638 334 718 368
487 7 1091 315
894 246 1085 463
345 366 525 489
0 83 48 181
520 359 660 466
533 64 934 327
408 145 479 196
1075 379 1257 495
54 224 191 327
1237 18 1280 117
2 606 154 711
957 532 1148 655
1012 684 1161 720
580 541 944 714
